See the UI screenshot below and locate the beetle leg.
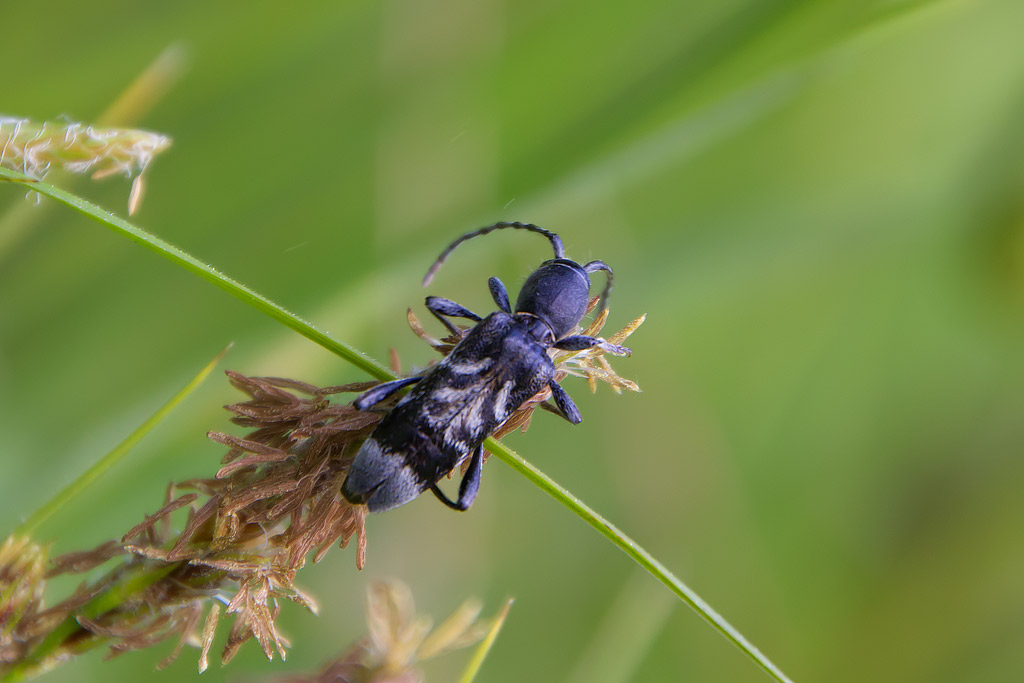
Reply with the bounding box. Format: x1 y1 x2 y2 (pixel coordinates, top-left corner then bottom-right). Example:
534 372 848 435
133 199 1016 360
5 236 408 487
547 380 582 424
425 296 483 337
430 484 461 510
429 445 484 511
488 277 511 313
457 444 484 509
554 334 631 357
353 375 422 411
539 400 565 418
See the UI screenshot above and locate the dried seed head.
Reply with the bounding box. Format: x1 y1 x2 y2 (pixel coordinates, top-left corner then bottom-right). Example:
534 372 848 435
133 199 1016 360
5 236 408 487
2 373 381 676
268 581 495 683
0 536 48 665
0 116 171 213
551 304 645 395
1 299 639 676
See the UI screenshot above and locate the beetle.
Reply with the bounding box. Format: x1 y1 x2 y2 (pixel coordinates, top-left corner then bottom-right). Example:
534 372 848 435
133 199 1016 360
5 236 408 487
341 221 630 513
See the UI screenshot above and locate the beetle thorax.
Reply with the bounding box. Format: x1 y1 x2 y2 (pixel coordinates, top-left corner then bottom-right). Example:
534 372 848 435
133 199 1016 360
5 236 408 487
512 312 556 346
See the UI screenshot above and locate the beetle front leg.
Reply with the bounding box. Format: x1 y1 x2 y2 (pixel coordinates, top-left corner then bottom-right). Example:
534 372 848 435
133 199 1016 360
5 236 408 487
547 380 582 424
430 445 484 511
488 277 511 313
425 296 483 337
554 335 631 356
353 376 422 410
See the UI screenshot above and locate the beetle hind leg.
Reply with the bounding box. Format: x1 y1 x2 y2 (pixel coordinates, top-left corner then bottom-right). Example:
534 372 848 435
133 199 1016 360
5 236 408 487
430 445 484 511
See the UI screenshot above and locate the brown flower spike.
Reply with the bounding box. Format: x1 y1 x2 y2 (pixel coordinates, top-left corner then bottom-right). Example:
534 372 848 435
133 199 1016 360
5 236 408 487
0 298 640 677
271 581 500 683
0 376 377 678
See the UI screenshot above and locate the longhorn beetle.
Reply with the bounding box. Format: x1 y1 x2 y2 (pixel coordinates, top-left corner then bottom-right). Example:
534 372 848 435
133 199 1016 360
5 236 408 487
341 222 631 513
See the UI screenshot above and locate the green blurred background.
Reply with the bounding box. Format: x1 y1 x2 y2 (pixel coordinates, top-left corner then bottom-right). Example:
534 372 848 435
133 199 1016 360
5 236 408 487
3 0 1024 681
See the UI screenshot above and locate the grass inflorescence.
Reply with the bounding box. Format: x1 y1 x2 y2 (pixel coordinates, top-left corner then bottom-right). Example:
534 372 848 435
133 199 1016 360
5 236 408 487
0 306 638 680
1 375 374 679
0 117 170 214
267 580 509 683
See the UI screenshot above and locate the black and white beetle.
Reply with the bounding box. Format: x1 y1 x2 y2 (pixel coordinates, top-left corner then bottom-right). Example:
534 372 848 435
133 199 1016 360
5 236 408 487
341 222 630 513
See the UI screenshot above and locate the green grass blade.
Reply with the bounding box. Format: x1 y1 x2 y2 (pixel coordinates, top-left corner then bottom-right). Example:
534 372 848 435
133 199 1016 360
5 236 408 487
0 171 793 682
12 344 230 539
459 598 513 683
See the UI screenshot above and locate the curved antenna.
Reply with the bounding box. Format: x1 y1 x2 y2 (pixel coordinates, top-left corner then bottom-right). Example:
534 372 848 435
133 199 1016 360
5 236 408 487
584 260 614 314
423 221 565 286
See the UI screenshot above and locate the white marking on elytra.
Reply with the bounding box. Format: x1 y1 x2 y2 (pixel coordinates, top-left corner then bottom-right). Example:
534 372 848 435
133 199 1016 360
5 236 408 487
493 380 514 421
447 358 494 375
433 387 467 403
444 389 491 448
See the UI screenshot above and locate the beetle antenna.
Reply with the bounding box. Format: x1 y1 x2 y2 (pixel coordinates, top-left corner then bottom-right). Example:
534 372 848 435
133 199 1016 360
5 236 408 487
584 260 614 313
423 221 565 286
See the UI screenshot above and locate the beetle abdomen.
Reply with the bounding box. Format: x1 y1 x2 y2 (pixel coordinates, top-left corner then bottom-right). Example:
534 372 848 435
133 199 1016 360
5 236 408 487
342 438 424 512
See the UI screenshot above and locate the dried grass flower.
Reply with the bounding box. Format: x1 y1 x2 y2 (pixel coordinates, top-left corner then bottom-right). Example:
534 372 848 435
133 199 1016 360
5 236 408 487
271 580 495 683
0 537 49 666
0 116 171 213
0 300 639 678
1 375 378 678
